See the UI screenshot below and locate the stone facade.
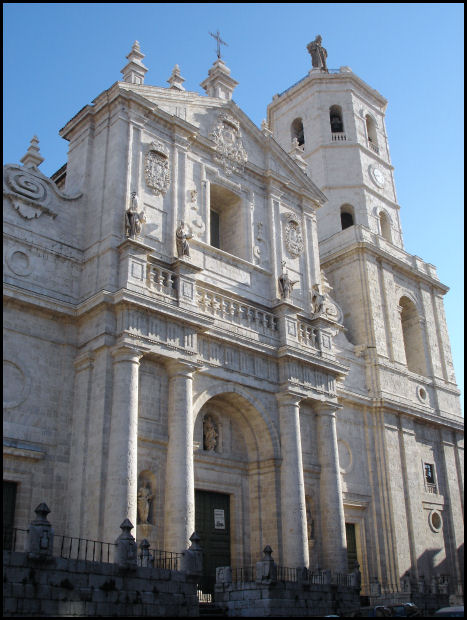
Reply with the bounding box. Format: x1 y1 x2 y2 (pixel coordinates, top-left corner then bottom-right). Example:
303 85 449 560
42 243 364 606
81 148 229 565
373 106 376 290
3 39 464 606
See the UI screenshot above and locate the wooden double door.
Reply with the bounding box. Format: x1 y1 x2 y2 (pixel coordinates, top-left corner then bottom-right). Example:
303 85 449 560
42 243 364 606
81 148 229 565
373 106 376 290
195 490 231 594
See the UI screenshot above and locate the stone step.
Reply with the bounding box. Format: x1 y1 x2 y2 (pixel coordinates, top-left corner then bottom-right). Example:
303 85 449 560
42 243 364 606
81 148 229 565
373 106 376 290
199 602 228 617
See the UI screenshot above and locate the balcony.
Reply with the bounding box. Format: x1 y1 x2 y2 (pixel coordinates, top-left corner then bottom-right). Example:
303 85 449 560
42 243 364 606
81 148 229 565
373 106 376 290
331 132 347 142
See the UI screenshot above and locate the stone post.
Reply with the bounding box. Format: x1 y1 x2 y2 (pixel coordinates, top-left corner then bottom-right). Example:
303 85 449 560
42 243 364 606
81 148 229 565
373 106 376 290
276 392 309 568
164 360 197 553
116 518 137 569
315 402 348 572
139 538 153 567
256 545 278 584
27 503 54 560
181 531 203 577
104 345 142 539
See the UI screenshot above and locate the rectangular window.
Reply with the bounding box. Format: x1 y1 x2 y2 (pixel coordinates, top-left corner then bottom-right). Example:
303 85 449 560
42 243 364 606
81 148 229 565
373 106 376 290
345 522 358 571
424 462 438 494
210 209 220 249
424 463 435 484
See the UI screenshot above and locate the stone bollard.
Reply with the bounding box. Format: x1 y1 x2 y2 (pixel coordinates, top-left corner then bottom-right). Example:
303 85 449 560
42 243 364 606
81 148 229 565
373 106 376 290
139 538 153 568
27 503 54 561
181 532 203 577
116 519 137 569
256 545 277 584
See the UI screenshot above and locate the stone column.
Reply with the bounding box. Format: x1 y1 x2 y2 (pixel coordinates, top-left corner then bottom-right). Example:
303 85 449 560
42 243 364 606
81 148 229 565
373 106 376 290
164 360 197 553
315 402 348 572
276 392 309 568
103 345 142 539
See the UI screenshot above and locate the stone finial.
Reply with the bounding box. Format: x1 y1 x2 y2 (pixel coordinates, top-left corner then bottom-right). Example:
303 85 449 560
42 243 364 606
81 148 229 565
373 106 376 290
289 137 307 173
116 518 137 569
121 40 148 85
167 64 186 90
200 58 238 101
261 119 273 137
139 538 153 567
20 135 44 169
181 531 203 576
256 544 277 583
27 502 54 560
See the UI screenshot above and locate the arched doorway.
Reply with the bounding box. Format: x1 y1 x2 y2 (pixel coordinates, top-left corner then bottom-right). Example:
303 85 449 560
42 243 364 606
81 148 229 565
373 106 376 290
192 388 279 593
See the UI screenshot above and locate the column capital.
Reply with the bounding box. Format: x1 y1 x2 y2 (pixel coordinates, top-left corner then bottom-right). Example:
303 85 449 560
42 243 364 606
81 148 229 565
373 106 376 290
314 400 342 417
111 344 143 364
165 358 202 378
73 351 95 372
275 391 302 407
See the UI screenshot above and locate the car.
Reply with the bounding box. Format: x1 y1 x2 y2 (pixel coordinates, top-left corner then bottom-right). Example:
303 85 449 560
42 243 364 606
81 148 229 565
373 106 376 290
387 602 420 616
349 607 392 617
433 606 464 617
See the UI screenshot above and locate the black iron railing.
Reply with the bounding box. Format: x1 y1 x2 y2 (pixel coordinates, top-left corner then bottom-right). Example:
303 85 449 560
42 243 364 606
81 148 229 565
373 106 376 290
53 534 117 563
137 547 182 571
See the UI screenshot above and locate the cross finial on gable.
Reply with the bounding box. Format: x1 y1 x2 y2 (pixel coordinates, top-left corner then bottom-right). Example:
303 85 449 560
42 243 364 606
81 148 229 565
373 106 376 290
209 29 228 59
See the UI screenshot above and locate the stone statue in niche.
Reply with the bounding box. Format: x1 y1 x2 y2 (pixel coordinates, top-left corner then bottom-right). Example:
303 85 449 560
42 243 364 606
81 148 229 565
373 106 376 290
125 191 146 238
137 482 153 524
307 35 328 72
278 261 298 299
203 415 218 452
176 220 193 258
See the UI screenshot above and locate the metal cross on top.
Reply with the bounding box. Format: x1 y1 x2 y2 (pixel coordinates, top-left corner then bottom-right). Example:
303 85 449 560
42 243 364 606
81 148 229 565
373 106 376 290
209 29 228 59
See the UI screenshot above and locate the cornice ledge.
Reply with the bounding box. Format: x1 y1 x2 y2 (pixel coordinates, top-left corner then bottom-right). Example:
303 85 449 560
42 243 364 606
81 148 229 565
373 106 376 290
277 345 349 378
321 240 449 293
3 283 77 316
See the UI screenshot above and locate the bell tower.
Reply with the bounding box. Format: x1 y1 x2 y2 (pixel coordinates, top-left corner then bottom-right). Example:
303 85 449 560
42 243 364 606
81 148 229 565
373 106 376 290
267 39 403 249
267 38 460 415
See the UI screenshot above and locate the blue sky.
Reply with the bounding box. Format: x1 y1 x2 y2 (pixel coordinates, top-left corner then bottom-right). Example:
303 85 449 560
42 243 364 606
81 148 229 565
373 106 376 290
3 3 464 411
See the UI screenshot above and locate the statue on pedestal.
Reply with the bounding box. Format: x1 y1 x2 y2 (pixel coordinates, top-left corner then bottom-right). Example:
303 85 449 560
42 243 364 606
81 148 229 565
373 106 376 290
307 35 329 72
125 191 146 238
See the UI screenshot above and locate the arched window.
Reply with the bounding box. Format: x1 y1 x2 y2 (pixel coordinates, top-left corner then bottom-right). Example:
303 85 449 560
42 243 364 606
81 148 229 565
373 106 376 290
340 204 355 230
365 114 379 152
399 296 427 376
379 211 392 242
329 105 344 134
291 118 305 146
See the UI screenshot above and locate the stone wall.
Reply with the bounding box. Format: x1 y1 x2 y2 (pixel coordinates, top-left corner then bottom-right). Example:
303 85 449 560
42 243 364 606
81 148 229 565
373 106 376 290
3 550 199 617
214 580 359 617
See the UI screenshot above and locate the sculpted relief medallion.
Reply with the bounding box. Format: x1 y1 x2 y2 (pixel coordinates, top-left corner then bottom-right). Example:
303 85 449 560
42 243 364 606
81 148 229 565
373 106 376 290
144 140 171 195
209 112 248 175
284 212 304 257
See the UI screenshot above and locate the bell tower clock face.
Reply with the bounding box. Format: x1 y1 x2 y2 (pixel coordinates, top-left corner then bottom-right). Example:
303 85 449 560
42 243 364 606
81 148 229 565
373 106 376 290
369 165 385 188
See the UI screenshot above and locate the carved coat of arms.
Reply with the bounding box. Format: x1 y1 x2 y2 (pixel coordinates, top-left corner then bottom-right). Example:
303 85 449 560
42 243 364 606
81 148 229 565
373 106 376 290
284 212 304 257
144 140 170 195
209 112 248 175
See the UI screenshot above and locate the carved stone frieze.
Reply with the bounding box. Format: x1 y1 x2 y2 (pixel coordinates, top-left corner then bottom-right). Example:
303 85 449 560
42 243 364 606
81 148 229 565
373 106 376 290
209 112 248 175
144 140 171 195
284 212 304 257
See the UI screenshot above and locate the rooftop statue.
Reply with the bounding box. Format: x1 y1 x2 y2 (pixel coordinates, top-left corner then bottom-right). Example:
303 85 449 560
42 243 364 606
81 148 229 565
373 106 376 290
307 35 328 72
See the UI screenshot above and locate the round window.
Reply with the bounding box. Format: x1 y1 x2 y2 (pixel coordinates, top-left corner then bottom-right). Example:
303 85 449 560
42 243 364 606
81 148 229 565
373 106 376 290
429 510 442 532
417 386 428 403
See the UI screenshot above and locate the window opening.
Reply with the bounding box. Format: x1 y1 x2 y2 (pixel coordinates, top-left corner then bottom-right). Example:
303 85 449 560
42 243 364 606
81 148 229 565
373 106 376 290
210 210 220 249
291 118 305 146
340 205 355 230
330 105 344 133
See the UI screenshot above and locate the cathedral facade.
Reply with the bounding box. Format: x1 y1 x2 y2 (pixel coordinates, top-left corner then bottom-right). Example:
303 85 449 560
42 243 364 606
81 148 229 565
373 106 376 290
3 39 463 599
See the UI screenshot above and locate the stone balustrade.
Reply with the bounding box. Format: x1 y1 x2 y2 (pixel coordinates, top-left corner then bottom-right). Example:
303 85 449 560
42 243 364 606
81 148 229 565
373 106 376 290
146 263 177 298
297 321 321 350
196 286 278 337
